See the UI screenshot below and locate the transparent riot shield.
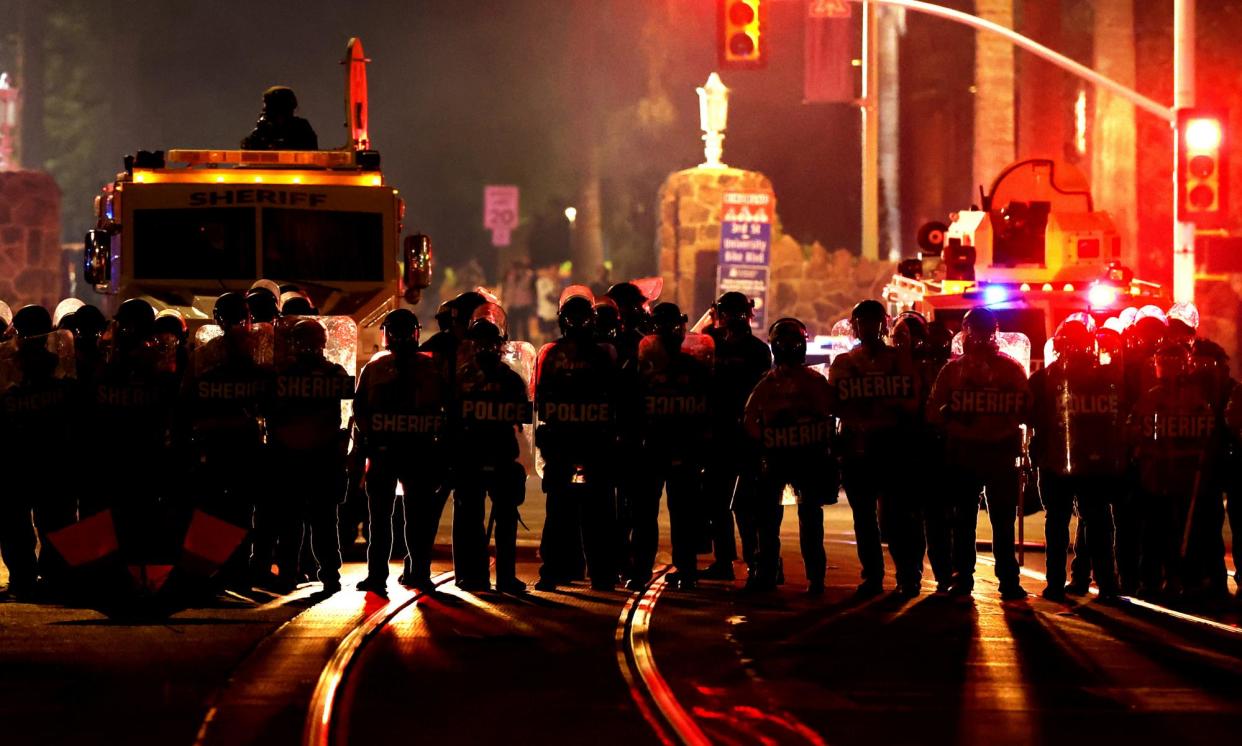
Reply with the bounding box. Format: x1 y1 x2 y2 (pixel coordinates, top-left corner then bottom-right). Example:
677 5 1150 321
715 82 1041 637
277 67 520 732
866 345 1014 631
951 330 1032 376
272 316 359 429
502 340 537 477
192 322 275 377
0 330 77 392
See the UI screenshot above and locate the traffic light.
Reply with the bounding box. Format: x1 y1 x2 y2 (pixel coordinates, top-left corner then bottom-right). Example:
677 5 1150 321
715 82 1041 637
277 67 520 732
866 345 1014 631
1177 108 1228 226
718 0 767 69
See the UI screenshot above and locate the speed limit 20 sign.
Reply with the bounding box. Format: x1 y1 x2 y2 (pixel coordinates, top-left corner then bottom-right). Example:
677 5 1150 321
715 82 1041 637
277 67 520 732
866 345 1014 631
484 185 520 247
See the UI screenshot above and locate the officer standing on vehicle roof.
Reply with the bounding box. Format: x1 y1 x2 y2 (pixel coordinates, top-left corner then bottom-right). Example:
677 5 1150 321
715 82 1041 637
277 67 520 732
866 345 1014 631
353 309 448 595
451 313 532 593
626 303 714 591
927 307 1030 600
264 319 352 594
241 86 319 151
829 300 922 597
533 289 619 591
743 318 835 594
703 292 772 581
1028 318 1123 600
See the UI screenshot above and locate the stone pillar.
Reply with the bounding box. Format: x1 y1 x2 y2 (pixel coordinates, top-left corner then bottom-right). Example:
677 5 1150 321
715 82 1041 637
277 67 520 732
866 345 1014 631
656 167 780 317
0 170 62 308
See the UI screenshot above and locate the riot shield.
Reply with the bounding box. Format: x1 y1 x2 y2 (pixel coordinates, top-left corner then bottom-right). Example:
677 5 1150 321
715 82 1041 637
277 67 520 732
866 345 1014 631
951 330 1032 375
271 316 358 432
502 340 538 475
1044 360 1125 477
192 322 275 377
0 330 77 392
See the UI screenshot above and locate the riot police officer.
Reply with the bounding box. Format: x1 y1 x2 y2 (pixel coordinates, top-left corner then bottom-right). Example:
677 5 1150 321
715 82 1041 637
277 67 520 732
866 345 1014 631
87 299 174 543
354 309 448 595
0 305 79 598
604 282 651 368
703 292 772 580
627 303 713 590
743 318 835 593
533 290 618 591
891 311 953 592
829 300 921 597
1028 319 1123 600
1128 343 1215 598
451 315 532 593
927 308 1030 600
264 319 352 593
181 292 273 590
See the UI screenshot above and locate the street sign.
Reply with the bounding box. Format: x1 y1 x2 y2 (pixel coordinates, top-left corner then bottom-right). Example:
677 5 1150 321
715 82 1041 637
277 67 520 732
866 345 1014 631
484 185 520 247
717 190 773 330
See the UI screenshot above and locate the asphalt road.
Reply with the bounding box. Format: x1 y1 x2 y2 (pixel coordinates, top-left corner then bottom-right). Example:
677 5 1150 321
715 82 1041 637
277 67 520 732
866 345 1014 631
2 488 1241 746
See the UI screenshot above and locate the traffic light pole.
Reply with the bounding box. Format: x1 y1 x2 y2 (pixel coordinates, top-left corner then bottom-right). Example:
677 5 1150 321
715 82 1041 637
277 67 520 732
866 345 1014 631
1173 0 1196 303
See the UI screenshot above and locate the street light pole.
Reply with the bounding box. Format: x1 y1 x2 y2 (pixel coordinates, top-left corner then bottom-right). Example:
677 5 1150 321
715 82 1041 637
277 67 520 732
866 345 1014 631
1173 0 1196 303
860 0 880 260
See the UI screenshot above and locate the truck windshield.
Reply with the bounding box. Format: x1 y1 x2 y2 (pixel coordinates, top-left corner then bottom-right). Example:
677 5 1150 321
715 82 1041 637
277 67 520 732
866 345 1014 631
132 208 257 280
262 208 384 282
131 207 386 283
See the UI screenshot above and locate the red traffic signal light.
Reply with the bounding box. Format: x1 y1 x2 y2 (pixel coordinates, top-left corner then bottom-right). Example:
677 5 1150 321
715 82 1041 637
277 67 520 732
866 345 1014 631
718 0 767 69
1177 108 1228 226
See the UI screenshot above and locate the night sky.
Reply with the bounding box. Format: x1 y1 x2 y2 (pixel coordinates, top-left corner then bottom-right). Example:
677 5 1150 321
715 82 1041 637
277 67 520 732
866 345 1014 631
63 0 862 278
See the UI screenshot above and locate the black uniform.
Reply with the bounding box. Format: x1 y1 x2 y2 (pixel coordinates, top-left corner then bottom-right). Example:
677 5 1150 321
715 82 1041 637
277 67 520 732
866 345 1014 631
704 327 771 573
534 338 618 589
452 351 531 590
628 336 713 586
265 354 352 590
0 335 79 593
354 348 448 591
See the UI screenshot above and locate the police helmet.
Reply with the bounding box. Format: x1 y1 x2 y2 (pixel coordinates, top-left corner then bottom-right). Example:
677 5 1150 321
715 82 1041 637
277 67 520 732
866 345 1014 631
281 293 316 316
115 298 157 340
892 311 929 347
452 291 488 321
380 308 420 349
768 317 808 365
246 289 281 323
154 309 188 341
12 305 53 339
606 282 647 309
558 295 595 337
289 318 328 357
69 304 108 336
713 291 753 316
594 298 620 340
249 279 282 305
434 301 455 332
651 302 688 335
262 85 298 114
52 298 85 329
466 318 505 345
214 292 252 329
962 307 998 337
850 299 888 338
1052 319 1095 357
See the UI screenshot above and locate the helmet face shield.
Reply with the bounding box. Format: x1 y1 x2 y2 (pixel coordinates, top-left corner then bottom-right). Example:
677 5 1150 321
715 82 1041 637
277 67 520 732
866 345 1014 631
558 296 595 339
768 318 808 366
381 309 420 350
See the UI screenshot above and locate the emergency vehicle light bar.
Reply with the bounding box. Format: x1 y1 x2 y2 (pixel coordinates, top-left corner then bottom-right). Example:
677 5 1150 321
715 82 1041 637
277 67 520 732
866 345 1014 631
166 149 357 168
131 169 383 187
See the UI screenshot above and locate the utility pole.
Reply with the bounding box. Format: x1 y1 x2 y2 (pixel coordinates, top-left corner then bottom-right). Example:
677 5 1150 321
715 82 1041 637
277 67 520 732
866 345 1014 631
860 0 880 260
1172 0 1196 303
